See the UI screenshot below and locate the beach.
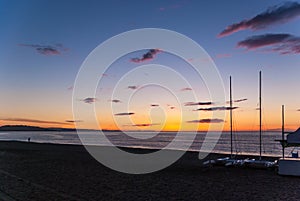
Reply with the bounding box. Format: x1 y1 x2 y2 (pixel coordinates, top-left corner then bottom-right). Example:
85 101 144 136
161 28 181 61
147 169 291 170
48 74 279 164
0 141 300 201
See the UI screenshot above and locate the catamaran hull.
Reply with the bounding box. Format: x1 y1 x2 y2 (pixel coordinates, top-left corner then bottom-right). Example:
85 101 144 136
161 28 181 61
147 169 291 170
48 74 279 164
278 158 300 176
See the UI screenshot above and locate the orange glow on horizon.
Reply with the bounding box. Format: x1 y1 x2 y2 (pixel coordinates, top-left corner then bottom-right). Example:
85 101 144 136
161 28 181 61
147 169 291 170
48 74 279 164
2 108 300 132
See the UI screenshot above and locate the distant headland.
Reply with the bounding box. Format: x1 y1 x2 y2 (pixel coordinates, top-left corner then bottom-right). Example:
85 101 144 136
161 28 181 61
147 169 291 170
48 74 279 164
0 125 119 132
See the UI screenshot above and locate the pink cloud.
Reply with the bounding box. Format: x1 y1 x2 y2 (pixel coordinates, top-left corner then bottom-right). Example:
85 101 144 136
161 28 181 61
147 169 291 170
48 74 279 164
180 87 192 91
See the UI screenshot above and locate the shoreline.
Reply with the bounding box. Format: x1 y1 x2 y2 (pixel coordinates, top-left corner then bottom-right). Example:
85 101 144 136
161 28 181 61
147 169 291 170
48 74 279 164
0 140 281 161
0 139 284 158
1 141 299 200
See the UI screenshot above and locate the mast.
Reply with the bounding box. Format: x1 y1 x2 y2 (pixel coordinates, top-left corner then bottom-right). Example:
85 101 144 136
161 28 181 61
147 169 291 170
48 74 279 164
282 105 285 159
259 71 262 160
230 76 233 158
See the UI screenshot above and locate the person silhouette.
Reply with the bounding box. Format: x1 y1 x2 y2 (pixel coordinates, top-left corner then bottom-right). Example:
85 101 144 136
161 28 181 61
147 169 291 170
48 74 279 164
27 137 31 142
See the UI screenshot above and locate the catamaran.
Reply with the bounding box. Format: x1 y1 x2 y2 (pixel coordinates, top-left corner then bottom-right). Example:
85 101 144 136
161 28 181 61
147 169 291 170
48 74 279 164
242 71 277 168
203 76 243 166
277 105 300 176
203 71 277 168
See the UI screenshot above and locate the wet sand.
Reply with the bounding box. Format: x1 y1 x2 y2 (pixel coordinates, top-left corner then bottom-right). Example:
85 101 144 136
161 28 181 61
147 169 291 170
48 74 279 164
0 141 300 201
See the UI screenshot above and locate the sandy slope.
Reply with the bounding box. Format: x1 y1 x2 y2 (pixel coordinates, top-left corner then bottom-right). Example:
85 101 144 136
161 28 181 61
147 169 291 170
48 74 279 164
0 141 300 201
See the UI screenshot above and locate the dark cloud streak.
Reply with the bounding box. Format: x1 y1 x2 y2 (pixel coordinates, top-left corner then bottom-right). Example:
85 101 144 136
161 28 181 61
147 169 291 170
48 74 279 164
234 98 248 103
128 86 138 90
195 106 239 111
19 43 68 55
109 99 122 103
65 120 83 123
130 123 160 127
237 34 300 54
226 98 248 104
131 49 161 63
1 118 70 125
180 87 192 91
187 118 224 123
218 2 300 37
115 112 135 116
81 98 97 104
184 102 213 106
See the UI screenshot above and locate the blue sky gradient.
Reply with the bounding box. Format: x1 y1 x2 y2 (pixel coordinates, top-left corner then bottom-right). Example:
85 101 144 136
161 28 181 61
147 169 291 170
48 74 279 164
1 0 300 130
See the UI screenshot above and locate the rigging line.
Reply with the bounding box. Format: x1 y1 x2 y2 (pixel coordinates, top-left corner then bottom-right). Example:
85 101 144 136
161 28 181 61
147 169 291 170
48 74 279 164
250 106 258 133
233 112 241 155
261 108 270 153
232 112 239 154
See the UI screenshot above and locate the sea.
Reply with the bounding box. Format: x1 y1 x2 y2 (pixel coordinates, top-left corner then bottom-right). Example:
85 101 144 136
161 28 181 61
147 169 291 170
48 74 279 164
0 131 295 157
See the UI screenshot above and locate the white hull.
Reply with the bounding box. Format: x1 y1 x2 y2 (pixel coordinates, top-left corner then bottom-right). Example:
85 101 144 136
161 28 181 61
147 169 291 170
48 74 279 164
278 158 300 176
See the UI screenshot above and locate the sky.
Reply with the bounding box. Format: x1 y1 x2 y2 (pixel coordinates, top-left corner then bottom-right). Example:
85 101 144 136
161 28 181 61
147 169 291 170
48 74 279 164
0 0 300 131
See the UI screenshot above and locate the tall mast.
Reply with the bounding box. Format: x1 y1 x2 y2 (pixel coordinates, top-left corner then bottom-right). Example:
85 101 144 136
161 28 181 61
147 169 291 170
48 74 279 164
282 105 285 159
230 76 233 158
259 71 262 160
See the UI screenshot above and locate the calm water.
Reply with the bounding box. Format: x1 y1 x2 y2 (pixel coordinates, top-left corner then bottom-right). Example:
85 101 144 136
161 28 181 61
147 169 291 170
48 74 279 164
0 131 293 157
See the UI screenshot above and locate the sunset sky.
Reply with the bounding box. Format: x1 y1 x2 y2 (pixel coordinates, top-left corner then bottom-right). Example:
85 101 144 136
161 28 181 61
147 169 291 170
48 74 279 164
1 0 300 131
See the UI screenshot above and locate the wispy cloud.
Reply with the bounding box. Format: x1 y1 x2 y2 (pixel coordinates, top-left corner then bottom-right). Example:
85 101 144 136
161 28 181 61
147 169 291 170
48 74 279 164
128 85 138 90
180 87 192 91
158 0 188 12
114 112 135 116
187 118 224 123
184 102 213 106
237 33 300 54
109 99 122 103
19 43 68 55
158 4 181 11
67 86 73 91
129 123 160 127
234 98 248 103
130 49 161 63
218 2 300 37
0 118 70 125
297 109 300 111
65 120 83 123
195 106 238 111
216 53 232 59
166 104 176 110
81 98 97 104
226 98 248 104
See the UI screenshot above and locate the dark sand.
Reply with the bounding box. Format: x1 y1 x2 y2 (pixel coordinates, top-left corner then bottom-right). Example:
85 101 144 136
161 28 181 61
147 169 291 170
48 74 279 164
0 141 300 201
